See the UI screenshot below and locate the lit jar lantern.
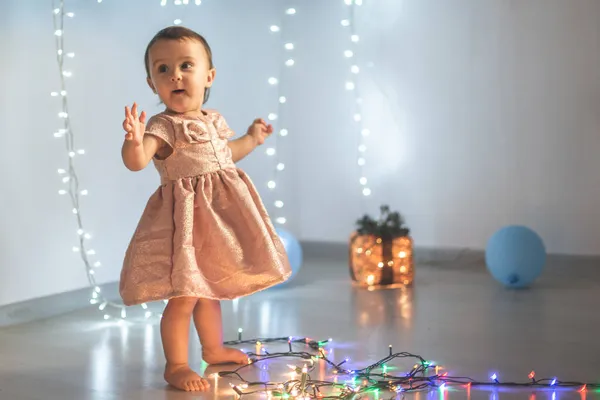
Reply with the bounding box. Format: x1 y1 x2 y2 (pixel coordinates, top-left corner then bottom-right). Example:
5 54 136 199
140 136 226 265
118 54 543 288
349 206 414 288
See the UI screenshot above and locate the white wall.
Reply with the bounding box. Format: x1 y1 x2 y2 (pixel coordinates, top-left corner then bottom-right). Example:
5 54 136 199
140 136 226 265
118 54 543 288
1 0 599 306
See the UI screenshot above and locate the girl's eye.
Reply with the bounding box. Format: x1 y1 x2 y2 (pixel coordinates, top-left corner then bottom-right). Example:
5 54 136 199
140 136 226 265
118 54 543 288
158 65 168 73
181 62 193 69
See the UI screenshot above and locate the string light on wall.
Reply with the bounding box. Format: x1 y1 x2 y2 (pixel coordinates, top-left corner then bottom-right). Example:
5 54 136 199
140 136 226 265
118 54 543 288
160 0 203 25
341 0 371 198
51 0 153 321
265 3 296 226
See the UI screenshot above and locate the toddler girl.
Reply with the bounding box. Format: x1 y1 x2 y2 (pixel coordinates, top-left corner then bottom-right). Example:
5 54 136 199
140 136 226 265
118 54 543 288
119 26 291 392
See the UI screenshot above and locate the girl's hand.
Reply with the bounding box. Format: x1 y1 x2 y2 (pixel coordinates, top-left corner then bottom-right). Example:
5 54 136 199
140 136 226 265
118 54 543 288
246 118 273 146
123 103 147 146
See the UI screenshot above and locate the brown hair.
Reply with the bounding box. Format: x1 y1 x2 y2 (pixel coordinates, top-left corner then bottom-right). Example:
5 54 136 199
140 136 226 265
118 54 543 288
144 26 214 104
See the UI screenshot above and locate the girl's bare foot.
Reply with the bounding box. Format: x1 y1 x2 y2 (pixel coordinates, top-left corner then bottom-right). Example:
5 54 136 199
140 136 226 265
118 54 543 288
202 347 249 365
164 363 209 392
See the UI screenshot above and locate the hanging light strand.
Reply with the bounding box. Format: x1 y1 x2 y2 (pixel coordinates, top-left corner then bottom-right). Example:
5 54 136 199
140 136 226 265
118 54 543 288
342 0 371 199
266 4 297 226
160 0 203 25
51 0 152 320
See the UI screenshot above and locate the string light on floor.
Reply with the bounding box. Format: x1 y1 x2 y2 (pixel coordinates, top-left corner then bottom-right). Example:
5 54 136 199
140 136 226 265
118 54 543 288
342 0 371 198
217 334 598 398
51 0 152 321
265 3 296 226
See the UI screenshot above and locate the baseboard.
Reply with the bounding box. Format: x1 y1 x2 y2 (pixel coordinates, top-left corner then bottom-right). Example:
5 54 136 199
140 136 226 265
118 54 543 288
1 241 598 328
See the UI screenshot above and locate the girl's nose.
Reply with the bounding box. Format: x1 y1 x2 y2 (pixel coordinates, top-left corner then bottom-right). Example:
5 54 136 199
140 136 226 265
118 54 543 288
170 71 182 82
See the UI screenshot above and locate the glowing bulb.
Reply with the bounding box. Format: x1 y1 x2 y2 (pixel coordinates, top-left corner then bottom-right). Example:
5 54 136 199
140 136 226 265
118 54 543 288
57 168 66 174
67 52 75 58
160 0 166 5
356 0 363 5
58 190 67 195
344 50 354 58
345 82 355 90
54 29 63 36
174 19 182 24
72 247 79 252
58 112 68 118
268 77 278 85
121 309 126 319
267 181 276 189
275 201 284 208
77 229 84 235
279 129 288 136
285 43 294 50
145 311 152 318
72 208 78 214
66 12 74 17
378 262 384 268
341 19 350 26
69 151 75 158
87 249 96 255
551 378 557 386
398 251 406 258
358 144 366 152
60 90 67 96
285 59 295 66
286 8 296 14
266 148 276 156
94 261 101 267
358 158 366 166
51 92 58 97
359 177 367 185
99 302 107 311
276 163 285 171
491 373 498 381
84 233 92 239
268 113 278 121
80 190 88 195
77 149 85 155
361 129 370 136
53 8 60 14
279 96 286 103
196 0 201 4
351 65 360 74
103 314 110 319
270 25 280 32
62 71 72 77
363 188 371 196
351 34 360 42
276 217 286 224
528 371 535 380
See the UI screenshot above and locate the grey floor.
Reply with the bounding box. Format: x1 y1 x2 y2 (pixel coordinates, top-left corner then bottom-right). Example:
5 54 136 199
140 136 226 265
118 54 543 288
1 252 599 400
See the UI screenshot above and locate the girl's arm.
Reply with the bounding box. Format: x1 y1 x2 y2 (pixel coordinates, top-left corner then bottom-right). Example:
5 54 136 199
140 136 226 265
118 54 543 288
228 134 259 163
122 135 163 171
227 118 272 163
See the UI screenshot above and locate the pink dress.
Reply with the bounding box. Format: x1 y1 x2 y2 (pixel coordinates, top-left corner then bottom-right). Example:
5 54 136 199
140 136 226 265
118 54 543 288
119 109 291 306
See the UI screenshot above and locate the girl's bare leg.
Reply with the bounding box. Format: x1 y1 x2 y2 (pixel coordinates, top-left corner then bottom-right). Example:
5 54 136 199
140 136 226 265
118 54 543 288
161 297 209 391
193 298 248 364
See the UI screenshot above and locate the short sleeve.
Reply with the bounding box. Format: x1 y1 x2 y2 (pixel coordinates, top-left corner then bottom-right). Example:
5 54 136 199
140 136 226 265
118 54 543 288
145 115 175 148
212 112 236 140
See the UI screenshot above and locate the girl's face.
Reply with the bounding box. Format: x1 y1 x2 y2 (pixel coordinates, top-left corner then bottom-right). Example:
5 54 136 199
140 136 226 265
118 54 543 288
146 39 215 115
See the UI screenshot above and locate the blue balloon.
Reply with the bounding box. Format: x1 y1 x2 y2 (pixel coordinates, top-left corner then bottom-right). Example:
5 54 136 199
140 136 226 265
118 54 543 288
485 225 546 288
274 227 303 287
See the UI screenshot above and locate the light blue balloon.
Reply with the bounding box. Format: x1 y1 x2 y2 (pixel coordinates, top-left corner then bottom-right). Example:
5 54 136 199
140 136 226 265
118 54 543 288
274 227 303 287
485 225 546 289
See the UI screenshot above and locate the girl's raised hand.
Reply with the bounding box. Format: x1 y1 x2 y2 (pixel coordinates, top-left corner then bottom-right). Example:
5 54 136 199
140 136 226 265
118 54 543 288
247 118 273 145
123 103 147 145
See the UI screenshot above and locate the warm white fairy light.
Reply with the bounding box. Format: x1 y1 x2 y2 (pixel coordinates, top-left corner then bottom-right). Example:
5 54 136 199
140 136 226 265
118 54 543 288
159 0 203 25
342 0 371 197
51 0 153 320
265 4 296 227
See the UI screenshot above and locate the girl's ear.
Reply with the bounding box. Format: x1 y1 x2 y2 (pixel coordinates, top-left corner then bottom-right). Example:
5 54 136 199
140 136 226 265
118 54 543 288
147 77 157 93
206 68 216 87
